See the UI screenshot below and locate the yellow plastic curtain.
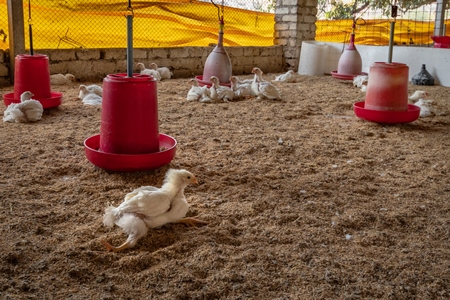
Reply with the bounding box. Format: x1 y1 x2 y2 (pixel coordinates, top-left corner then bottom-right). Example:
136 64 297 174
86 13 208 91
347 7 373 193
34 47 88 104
0 0 275 50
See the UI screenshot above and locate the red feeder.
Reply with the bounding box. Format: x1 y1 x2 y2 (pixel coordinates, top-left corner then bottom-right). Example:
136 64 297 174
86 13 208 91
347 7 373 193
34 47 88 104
100 73 159 154
84 73 177 172
3 54 62 108
354 62 419 124
430 36 450 48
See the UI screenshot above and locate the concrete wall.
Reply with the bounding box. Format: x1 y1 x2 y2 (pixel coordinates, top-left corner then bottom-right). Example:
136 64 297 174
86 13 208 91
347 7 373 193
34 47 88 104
298 41 450 87
0 46 284 86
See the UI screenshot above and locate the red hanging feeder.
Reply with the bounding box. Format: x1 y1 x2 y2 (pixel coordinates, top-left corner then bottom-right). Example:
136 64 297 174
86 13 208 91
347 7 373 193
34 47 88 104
353 5 419 124
3 1 62 108
84 2 176 172
195 0 232 87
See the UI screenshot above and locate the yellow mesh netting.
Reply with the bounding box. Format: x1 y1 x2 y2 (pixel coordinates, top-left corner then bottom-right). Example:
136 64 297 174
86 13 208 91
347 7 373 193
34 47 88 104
315 19 449 46
0 0 275 50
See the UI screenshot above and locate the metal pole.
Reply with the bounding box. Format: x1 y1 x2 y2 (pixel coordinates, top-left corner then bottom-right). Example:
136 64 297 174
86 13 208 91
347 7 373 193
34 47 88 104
388 22 395 63
434 0 447 36
28 0 33 55
126 14 133 77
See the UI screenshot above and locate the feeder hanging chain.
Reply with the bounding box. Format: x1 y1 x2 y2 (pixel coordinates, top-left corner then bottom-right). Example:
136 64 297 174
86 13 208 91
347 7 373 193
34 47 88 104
125 0 134 18
211 0 224 22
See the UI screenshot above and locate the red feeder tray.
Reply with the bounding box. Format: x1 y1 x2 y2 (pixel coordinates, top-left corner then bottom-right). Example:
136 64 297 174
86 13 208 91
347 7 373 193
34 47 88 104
84 133 177 172
430 36 450 48
353 101 420 124
195 75 231 88
331 70 368 81
3 91 63 109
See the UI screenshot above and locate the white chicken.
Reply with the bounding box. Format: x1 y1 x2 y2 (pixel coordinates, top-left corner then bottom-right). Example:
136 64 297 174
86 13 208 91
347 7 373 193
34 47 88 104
50 73 76 85
78 84 103 100
229 76 255 99
186 78 208 101
414 98 437 117
136 62 162 81
251 67 282 100
408 90 429 103
353 75 368 92
272 70 296 83
3 91 43 123
101 169 207 252
82 93 102 105
149 63 173 80
209 76 235 103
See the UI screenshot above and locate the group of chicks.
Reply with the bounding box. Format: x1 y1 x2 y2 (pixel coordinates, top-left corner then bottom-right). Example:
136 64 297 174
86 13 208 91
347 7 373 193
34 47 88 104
352 74 438 118
186 68 296 103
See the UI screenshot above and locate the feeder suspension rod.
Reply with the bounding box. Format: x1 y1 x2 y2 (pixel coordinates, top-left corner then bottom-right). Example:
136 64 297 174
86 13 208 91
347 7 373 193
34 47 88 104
28 0 33 55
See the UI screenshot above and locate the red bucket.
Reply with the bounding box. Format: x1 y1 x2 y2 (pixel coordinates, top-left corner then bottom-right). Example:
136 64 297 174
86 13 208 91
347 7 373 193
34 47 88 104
365 62 409 112
13 54 52 100
100 73 160 155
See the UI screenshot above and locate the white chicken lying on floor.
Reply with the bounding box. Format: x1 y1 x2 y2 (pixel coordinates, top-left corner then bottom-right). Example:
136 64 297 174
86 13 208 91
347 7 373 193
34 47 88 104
186 78 208 101
150 63 173 80
408 90 428 103
136 62 162 81
272 70 296 83
408 90 438 117
78 84 103 105
229 76 255 99
209 76 235 102
50 73 76 85
101 169 208 252
251 67 282 100
3 91 43 123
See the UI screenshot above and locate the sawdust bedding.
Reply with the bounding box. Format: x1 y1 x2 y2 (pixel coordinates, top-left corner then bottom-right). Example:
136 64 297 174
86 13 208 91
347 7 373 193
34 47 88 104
1 73 449 299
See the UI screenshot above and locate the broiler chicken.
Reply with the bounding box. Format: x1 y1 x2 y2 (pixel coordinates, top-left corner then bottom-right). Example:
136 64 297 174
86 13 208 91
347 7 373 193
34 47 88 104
150 63 173 80
3 91 43 123
229 76 255 99
186 78 208 101
251 67 282 100
209 76 234 103
101 169 207 252
136 62 162 81
78 84 103 100
408 90 429 103
50 73 76 85
272 70 296 83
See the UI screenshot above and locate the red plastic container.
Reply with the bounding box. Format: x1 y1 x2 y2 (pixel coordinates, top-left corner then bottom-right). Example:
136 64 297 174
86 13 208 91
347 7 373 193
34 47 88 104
3 54 62 108
14 54 51 99
364 62 409 112
100 73 159 155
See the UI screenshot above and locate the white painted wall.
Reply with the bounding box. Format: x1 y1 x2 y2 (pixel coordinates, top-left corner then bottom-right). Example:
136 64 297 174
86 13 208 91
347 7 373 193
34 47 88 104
298 41 450 87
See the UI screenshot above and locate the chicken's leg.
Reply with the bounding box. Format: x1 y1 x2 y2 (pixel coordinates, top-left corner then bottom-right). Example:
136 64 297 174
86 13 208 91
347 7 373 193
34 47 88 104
176 216 208 227
101 239 132 252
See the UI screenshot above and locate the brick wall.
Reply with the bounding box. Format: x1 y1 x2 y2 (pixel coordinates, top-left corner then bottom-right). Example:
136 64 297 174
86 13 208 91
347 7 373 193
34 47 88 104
0 46 284 86
274 0 318 70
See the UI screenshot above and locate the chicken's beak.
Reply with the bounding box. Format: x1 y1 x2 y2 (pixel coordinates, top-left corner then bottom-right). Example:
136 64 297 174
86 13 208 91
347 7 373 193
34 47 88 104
192 176 199 184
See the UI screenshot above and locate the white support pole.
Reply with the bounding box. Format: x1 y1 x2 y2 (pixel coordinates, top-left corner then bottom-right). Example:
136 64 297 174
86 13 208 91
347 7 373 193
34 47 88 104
434 0 447 36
